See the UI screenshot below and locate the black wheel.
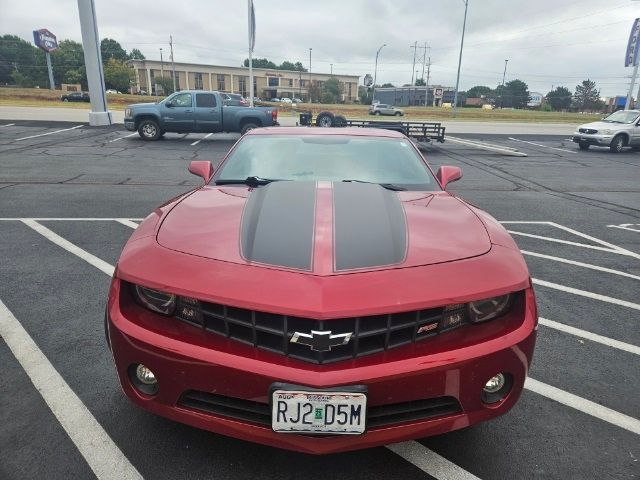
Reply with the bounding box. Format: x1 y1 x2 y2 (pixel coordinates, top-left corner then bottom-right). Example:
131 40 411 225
374 111 381 116
334 115 347 127
241 122 259 135
395 111 402 116
63 98 69 102
578 142 590 150
138 119 161 140
609 134 625 153
315 111 335 127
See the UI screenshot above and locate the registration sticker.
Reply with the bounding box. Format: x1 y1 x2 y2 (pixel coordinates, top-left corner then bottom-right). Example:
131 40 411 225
271 389 367 434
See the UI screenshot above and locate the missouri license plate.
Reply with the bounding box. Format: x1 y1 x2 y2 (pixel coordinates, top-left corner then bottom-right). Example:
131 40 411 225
271 389 367 434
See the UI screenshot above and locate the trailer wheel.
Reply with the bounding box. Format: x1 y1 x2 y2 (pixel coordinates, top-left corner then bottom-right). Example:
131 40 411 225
316 111 335 127
334 115 347 127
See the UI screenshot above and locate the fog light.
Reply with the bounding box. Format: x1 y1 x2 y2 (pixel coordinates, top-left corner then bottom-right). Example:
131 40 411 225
481 372 512 404
135 364 157 385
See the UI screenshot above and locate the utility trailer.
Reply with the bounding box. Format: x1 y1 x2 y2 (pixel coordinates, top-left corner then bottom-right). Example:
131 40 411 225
298 110 446 144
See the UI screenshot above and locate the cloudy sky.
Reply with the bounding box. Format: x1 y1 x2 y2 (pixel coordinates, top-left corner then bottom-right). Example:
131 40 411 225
2 0 639 96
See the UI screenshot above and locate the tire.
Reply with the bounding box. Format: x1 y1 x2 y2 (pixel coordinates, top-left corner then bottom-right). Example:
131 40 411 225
63 98 69 102
334 115 347 127
315 111 335 127
395 111 402 116
609 134 625 153
374 111 381 116
578 142 590 150
138 119 161 141
241 122 259 135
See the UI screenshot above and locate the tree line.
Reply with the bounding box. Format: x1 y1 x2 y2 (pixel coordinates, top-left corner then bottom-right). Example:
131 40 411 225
0 34 144 92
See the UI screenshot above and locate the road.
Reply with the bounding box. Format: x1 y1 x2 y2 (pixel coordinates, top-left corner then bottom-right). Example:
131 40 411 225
0 122 638 480
0 106 578 134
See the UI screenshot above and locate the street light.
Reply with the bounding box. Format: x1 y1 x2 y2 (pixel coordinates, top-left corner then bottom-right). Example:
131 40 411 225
373 43 386 103
309 47 312 102
452 0 469 117
160 48 164 78
500 59 508 109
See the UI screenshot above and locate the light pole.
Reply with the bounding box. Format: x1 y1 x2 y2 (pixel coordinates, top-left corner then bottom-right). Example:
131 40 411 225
330 63 333 76
452 0 469 117
309 47 312 102
500 59 508 108
373 43 386 103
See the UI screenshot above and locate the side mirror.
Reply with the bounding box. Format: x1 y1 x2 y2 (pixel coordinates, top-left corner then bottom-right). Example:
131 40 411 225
188 161 214 184
436 166 463 190
165 101 174 108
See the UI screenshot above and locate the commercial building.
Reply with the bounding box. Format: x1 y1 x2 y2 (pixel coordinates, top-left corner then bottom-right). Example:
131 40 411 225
128 60 360 103
373 85 460 107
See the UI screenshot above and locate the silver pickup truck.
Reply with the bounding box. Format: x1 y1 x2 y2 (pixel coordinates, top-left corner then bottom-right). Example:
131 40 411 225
572 109 640 152
124 90 278 140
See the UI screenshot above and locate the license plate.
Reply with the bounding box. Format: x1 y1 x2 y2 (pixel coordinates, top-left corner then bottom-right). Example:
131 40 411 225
271 389 367 434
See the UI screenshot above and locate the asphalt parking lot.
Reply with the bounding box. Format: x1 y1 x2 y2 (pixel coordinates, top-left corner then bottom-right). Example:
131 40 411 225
0 121 638 480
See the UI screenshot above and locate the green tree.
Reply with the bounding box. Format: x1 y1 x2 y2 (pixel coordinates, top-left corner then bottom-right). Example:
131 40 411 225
51 40 86 86
546 86 572 111
308 81 322 102
128 48 145 60
573 79 602 111
320 77 343 103
100 38 128 62
103 58 134 92
381 83 395 88
155 76 175 95
498 79 529 108
466 85 492 98
415 78 425 86
0 34 48 86
243 57 277 69
358 85 373 105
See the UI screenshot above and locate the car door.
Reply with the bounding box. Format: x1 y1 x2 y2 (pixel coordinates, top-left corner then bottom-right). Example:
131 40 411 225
160 92 195 132
383 105 394 115
632 119 640 146
194 93 221 132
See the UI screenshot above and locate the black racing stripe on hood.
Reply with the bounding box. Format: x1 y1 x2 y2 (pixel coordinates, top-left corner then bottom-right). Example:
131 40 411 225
240 181 316 270
333 182 407 271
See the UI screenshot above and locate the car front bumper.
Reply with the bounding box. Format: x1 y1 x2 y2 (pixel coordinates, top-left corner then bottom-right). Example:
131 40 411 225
572 133 613 146
107 279 537 454
124 120 135 131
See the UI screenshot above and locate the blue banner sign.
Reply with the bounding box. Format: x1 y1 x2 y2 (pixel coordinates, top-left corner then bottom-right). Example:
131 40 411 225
625 18 640 67
33 29 58 53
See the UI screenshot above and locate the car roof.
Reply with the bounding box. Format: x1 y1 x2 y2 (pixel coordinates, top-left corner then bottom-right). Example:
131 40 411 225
248 127 406 138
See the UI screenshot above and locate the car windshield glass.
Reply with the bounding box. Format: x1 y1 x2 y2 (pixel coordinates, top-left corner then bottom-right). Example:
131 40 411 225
603 111 639 124
215 135 437 190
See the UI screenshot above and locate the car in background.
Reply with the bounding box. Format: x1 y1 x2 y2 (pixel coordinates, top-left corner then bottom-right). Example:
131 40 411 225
369 103 404 116
292 97 303 103
280 97 293 104
106 126 537 454
221 93 248 107
60 91 90 102
106 89 121 94
269 97 281 102
572 110 640 152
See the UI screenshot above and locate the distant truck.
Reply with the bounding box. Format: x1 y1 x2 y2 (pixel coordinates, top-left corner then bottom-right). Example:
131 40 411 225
124 90 278 140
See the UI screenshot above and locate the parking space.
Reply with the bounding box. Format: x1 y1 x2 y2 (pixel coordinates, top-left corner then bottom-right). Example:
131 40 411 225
0 122 638 479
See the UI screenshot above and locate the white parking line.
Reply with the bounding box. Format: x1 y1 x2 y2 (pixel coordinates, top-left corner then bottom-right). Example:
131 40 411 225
608 224 640 234
15 125 83 141
525 378 640 435
0 299 143 479
533 278 640 311
508 230 624 254
386 441 481 480
1 123 15 127
521 250 640 281
115 219 140 229
108 133 137 143
508 137 577 154
0 218 144 221
446 136 528 157
191 133 213 146
21 220 114 276
539 317 640 356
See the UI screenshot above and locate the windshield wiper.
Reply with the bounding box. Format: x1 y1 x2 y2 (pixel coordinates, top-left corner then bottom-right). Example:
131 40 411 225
215 176 281 187
341 179 407 191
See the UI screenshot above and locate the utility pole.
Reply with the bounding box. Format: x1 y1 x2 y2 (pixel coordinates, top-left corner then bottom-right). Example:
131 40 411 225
499 59 508 108
309 47 312 102
373 44 386 104
170 35 176 92
425 56 431 107
330 63 333 76
453 0 469 117
160 48 164 77
410 41 417 85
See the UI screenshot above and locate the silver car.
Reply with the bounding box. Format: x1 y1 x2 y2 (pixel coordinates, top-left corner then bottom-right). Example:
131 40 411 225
369 103 404 116
572 110 640 152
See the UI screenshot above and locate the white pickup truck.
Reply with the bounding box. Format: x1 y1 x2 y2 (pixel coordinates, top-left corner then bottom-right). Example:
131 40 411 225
572 110 640 152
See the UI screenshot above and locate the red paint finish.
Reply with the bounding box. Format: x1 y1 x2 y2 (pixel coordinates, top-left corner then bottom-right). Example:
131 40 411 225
107 128 538 453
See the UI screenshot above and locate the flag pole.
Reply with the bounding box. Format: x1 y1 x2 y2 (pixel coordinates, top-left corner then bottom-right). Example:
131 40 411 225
248 0 255 107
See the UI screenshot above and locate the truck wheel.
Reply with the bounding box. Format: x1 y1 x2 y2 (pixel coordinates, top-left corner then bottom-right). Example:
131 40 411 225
334 115 347 127
241 122 259 135
138 119 161 141
578 142 590 150
609 134 625 153
316 111 335 127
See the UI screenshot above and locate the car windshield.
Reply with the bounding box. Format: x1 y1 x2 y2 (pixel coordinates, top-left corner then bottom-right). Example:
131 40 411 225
215 135 437 190
602 111 639 124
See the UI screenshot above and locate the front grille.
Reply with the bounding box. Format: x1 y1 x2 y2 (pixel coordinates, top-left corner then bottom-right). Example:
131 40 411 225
175 298 455 364
178 390 462 429
579 128 598 134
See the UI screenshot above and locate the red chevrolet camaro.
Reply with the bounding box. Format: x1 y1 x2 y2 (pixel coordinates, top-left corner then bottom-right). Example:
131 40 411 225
106 127 537 454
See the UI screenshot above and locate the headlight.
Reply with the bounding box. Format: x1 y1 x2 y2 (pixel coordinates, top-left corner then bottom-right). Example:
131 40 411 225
468 294 512 323
125 108 132 117
133 285 176 315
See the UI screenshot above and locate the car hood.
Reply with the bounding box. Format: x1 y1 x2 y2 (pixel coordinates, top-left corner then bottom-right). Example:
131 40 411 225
157 181 491 276
128 102 159 109
578 121 629 130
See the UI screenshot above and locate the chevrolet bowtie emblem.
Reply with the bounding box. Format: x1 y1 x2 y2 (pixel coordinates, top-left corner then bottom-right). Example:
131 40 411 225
290 330 352 352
